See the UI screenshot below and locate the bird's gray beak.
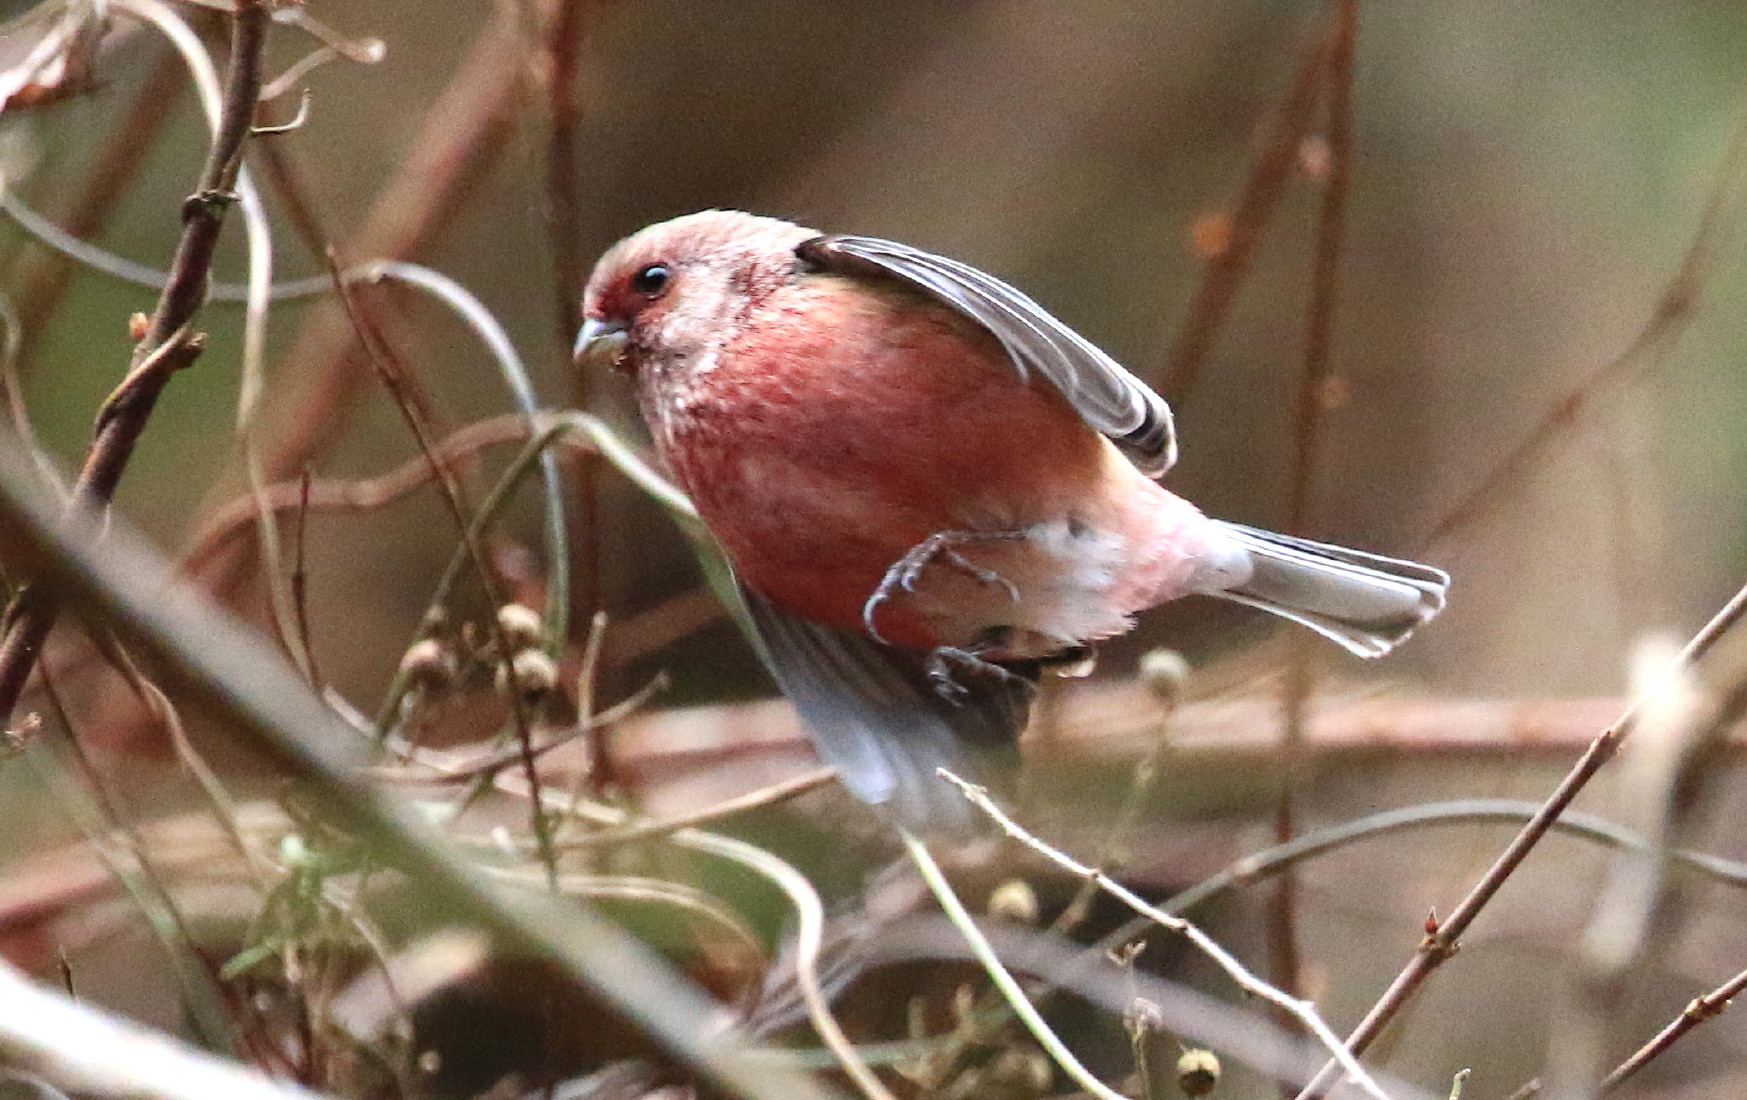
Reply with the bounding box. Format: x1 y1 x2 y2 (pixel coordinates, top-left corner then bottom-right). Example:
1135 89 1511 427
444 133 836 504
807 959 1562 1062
573 316 630 370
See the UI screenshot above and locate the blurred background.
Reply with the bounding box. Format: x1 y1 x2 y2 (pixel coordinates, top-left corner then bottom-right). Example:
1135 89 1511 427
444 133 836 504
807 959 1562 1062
2 1 1747 1098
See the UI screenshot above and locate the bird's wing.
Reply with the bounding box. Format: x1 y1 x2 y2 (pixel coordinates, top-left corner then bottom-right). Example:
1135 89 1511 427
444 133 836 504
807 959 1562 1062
740 585 1032 835
796 234 1177 476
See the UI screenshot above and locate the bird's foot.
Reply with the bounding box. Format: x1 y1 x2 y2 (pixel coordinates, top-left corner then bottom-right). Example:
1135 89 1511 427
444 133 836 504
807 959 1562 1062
862 529 1024 643
926 642 1033 704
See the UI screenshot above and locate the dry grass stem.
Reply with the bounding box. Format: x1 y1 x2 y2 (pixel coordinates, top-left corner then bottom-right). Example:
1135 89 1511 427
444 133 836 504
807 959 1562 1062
937 771 1394 1100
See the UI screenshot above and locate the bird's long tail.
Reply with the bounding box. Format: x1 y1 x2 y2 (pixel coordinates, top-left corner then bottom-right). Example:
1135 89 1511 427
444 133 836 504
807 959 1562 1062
1209 522 1449 658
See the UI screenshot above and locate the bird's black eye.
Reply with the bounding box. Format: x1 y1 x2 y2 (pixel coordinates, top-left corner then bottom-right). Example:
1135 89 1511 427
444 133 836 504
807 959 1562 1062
631 264 669 295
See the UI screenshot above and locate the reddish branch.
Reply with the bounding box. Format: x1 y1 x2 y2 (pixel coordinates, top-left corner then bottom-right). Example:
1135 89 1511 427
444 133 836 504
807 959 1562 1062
0 2 269 726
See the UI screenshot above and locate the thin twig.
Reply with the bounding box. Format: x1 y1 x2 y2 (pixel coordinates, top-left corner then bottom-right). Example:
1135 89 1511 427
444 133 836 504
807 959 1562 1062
899 827 1132 1100
326 256 562 889
379 674 667 783
558 608 611 827
556 767 837 850
938 771 1393 1100
1420 89 1747 550
1160 15 1334 403
104 0 316 683
0 0 269 728
290 472 319 685
356 261 570 653
1597 966 1747 1093
1294 577 1747 1100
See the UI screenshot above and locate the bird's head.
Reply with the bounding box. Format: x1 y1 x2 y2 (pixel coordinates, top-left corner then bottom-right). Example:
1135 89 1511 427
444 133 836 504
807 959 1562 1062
575 210 816 377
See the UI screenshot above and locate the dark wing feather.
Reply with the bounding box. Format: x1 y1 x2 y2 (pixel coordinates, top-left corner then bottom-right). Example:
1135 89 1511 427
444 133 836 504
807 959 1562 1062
741 586 1032 835
796 234 1177 476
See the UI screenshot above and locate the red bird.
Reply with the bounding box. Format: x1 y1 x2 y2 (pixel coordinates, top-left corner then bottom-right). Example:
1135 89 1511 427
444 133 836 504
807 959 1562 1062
577 211 1447 830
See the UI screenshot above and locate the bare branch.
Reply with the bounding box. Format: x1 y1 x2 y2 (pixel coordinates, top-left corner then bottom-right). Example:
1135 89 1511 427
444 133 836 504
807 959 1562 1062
0 0 270 727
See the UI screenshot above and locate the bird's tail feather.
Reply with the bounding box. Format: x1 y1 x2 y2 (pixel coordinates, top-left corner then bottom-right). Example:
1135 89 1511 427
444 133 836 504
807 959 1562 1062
1210 522 1448 658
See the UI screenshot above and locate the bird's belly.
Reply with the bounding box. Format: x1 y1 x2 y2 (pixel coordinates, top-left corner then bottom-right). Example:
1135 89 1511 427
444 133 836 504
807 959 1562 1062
674 429 1216 656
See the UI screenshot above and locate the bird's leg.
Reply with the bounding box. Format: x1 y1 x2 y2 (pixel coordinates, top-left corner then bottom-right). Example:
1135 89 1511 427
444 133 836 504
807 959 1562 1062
862 529 1024 644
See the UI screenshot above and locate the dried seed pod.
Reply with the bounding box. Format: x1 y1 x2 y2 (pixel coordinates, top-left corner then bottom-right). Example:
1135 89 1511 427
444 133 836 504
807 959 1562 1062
1175 1048 1220 1097
986 878 1039 925
1138 648 1190 703
495 603 544 651
497 648 559 700
398 638 457 692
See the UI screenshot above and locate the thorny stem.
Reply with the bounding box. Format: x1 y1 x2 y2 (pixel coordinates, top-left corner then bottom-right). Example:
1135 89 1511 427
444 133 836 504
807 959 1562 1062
0 0 269 728
1293 576 1747 1100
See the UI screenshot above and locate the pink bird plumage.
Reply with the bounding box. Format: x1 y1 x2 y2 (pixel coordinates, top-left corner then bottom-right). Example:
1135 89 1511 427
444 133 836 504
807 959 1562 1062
578 210 1447 831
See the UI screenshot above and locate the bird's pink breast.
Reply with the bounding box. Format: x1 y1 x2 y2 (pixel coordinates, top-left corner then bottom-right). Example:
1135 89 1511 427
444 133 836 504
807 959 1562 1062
647 277 1213 654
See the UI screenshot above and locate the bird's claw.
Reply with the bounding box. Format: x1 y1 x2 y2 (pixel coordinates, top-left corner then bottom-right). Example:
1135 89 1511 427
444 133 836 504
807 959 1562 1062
862 529 1025 643
926 645 1032 705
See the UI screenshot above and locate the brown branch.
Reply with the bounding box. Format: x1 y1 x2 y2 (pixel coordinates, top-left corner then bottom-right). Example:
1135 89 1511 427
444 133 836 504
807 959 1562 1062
1160 16 1333 404
1293 577 1747 1100
181 413 537 573
192 4 530 605
539 0 593 348
604 687 1637 791
1270 2 1358 1046
1597 967 1747 1093
540 0 607 642
0 1 269 728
